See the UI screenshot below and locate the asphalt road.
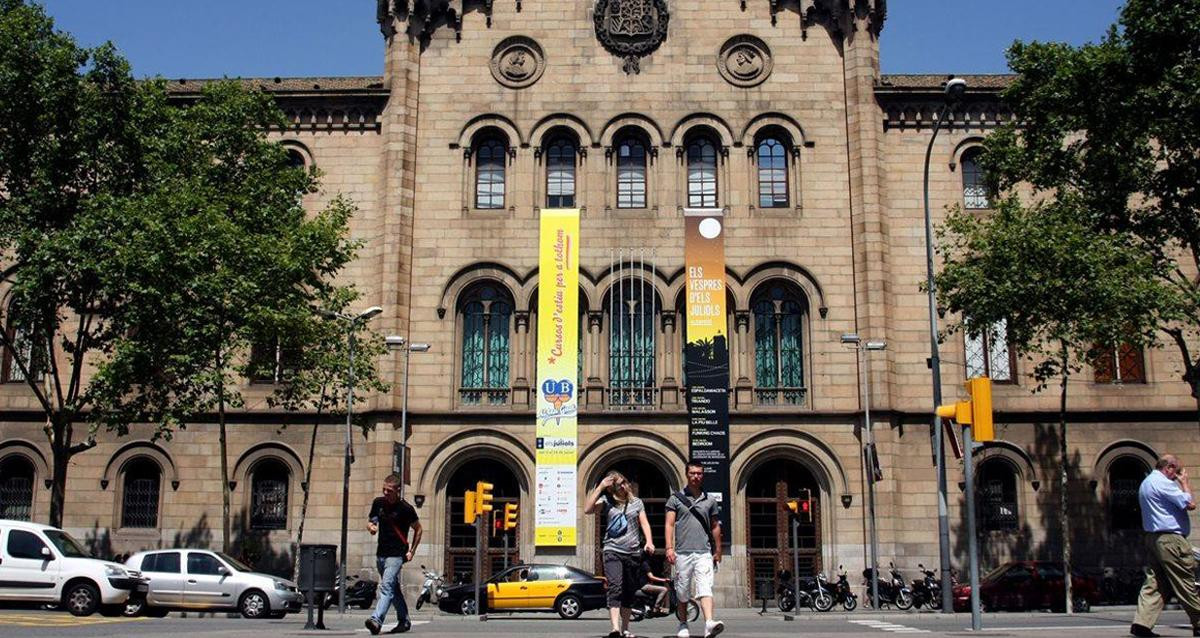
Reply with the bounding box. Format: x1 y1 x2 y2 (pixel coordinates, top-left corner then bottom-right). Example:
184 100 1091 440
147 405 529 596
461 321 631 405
0 606 1190 638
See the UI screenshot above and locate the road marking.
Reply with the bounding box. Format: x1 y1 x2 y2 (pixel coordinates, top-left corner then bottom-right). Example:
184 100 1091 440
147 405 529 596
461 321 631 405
0 612 147 627
850 619 931 633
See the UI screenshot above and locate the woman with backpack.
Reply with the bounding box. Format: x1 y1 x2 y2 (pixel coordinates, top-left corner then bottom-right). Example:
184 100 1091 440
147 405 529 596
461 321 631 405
585 470 655 638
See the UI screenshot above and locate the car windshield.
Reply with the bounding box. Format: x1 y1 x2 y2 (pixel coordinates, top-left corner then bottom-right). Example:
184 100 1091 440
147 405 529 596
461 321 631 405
215 552 253 573
981 564 1010 582
43 530 90 558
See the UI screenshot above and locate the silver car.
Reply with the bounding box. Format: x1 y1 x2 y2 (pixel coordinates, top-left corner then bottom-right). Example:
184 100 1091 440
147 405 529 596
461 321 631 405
123 549 303 618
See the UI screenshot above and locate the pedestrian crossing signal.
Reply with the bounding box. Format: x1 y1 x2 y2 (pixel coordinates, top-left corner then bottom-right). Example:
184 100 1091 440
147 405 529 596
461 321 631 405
785 489 814 524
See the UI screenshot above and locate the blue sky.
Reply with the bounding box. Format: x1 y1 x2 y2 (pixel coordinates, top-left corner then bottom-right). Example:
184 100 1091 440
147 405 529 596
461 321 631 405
40 0 1125 78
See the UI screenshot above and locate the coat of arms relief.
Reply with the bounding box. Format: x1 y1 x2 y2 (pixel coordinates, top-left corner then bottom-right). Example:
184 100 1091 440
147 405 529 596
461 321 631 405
593 0 670 74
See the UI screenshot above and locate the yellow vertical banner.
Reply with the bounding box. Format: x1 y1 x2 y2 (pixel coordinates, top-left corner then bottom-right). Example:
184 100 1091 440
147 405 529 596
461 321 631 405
535 208 580 546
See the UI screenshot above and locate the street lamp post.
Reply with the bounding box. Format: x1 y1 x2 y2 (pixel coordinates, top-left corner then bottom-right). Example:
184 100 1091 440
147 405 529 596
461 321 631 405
385 336 431 499
843 333 886 610
923 76 967 613
326 306 382 615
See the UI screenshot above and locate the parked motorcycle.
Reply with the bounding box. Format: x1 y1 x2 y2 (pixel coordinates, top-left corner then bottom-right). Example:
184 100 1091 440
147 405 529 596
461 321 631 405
414 566 446 610
321 572 378 610
832 565 858 611
811 573 836 612
862 563 914 610
776 570 817 612
910 563 941 610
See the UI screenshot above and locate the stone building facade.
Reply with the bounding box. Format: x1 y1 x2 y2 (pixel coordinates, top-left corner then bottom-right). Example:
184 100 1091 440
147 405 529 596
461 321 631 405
1 0 1192 607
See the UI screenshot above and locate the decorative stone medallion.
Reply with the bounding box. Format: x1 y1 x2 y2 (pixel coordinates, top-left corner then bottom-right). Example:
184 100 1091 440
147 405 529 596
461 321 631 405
717 35 772 88
593 0 670 74
490 36 546 89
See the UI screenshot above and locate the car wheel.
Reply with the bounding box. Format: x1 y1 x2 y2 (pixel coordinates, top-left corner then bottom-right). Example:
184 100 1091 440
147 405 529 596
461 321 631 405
122 599 145 617
687 599 701 622
460 597 476 615
895 590 914 610
555 593 582 620
99 604 125 617
239 590 271 619
64 581 101 617
144 606 170 618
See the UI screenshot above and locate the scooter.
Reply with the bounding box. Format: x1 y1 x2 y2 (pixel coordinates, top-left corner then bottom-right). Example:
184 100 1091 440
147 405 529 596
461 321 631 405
414 565 446 610
832 565 858 611
321 572 378 610
862 563 914 610
910 563 941 610
776 570 817 612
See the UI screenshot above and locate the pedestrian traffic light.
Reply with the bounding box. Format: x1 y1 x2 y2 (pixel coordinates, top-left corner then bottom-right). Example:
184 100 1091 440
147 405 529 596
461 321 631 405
475 481 494 517
464 489 477 524
785 489 813 523
503 502 519 531
936 376 994 442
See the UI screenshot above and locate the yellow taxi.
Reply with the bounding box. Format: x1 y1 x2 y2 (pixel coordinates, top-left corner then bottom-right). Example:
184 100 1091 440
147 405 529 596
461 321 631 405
438 564 607 619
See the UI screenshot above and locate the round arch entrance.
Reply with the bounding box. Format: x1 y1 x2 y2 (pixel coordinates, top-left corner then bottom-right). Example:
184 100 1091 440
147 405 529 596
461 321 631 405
590 457 675 574
745 458 821 601
445 458 520 583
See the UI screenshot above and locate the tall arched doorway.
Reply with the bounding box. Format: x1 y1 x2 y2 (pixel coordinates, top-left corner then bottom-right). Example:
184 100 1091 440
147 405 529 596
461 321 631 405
591 457 675 575
745 458 821 601
445 458 520 583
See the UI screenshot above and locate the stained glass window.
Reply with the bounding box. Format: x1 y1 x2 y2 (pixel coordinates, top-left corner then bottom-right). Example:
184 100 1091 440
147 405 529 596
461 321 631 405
752 284 806 405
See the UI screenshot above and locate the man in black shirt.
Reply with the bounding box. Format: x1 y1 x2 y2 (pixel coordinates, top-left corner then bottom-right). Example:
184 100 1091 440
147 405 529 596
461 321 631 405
365 473 422 635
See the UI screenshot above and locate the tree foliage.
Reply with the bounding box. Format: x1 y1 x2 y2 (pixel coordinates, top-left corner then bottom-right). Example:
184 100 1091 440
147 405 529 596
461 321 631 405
980 0 1200 397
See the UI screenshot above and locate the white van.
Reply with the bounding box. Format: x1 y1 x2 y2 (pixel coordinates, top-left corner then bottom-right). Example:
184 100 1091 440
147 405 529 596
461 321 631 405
0 519 146 616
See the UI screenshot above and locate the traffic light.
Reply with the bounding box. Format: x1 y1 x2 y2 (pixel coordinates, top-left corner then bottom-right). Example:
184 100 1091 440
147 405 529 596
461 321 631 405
936 376 994 442
464 489 477 524
475 481 495 518
785 489 813 523
503 502 519 531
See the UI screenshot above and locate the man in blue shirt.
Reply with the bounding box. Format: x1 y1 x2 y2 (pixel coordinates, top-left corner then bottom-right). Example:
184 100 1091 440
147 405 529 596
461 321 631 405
1132 455 1200 637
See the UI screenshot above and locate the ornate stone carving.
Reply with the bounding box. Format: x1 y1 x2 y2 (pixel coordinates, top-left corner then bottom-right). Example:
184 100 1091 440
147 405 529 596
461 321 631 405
593 0 670 75
489 36 546 89
717 35 772 88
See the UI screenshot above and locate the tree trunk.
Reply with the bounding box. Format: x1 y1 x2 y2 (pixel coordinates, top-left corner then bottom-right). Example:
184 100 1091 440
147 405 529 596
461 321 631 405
218 343 231 554
48 415 71 528
292 385 328 582
1059 344 1073 615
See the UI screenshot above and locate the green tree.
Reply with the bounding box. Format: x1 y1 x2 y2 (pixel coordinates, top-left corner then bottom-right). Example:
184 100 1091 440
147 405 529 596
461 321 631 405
936 196 1165 613
982 0 1200 406
87 81 369 553
0 0 168 527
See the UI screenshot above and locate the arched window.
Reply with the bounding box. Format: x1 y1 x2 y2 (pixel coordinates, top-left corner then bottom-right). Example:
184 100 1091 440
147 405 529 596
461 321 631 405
545 136 576 208
977 458 1019 532
250 458 290 530
746 459 821 600
607 278 657 407
686 136 718 208
961 147 989 209
285 149 307 169
446 458 520 582
965 320 1014 382
1109 456 1150 531
0 455 34 521
121 458 161 529
752 283 806 405
460 284 513 405
616 133 647 209
2 301 41 384
475 135 508 210
756 135 789 208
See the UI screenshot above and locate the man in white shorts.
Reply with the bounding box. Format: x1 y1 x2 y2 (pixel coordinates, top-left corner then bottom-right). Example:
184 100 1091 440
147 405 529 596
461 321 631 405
666 460 724 638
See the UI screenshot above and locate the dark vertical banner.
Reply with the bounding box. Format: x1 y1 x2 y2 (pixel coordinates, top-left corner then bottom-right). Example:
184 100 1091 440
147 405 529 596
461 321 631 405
683 208 732 540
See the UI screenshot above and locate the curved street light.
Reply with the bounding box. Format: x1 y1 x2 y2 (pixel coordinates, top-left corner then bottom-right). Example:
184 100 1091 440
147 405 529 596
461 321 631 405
922 76 966 616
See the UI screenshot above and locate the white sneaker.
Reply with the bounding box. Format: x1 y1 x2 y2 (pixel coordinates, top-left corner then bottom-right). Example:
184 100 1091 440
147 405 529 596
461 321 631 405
676 622 690 638
704 620 725 638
